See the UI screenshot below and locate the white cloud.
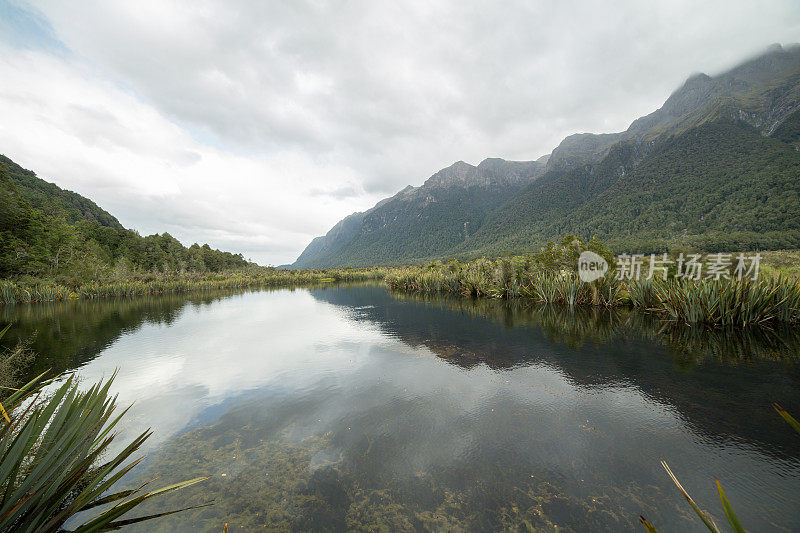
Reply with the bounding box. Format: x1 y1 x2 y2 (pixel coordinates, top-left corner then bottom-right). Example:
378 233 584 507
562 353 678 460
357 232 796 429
1 0 799 263
0 45 383 264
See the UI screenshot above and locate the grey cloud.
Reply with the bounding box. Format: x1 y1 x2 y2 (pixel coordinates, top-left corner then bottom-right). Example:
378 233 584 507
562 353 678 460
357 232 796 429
29 1 800 182
307 184 361 199
7 0 800 263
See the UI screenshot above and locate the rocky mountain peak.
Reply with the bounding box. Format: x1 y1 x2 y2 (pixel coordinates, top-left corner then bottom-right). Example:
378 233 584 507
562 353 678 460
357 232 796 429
476 157 507 171
422 161 478 188
627 43 800 138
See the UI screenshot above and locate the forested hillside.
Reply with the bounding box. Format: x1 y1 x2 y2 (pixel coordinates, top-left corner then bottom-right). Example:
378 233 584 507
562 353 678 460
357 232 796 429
0 155 123 229
292 157 548 268
772 107 800 148
293 44 800 267
0 156 250 283
459 120 800 256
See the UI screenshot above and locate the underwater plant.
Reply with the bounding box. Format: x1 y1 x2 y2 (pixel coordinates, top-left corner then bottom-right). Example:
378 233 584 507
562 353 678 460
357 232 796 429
0 370 209 532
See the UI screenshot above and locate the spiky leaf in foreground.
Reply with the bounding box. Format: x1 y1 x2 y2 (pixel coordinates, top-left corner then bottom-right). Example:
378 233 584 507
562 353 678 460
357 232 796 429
774 404 800 436
0 372 209 532
639 515 659 533
715 479 745 533
660 461 720 533
643 406 800 532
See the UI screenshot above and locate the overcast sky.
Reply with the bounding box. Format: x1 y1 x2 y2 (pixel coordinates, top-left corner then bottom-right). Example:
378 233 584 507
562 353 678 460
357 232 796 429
1 1 798 265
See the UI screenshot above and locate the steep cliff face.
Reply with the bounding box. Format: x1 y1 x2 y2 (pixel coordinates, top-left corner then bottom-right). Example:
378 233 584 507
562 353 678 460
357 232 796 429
292 156 548 268
293 44 800 267
546 43 800 171
628 43 800 137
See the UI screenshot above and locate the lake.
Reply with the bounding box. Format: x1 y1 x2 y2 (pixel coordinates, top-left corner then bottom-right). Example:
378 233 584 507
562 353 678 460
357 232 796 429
3 283 800 532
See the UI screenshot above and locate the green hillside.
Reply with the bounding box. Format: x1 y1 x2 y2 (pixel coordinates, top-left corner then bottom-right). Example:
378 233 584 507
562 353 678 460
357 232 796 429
292 158 548 268
320 182 525 266
460 120 800 255
0 156 251 282
0 155 123 229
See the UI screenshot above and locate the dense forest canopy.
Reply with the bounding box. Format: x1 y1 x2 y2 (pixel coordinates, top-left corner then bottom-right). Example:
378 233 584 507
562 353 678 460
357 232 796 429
458 120 800 256
0 156 251 283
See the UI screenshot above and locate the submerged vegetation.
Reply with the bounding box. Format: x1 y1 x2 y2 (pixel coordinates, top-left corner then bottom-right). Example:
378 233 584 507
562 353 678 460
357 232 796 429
125 411 641 532
0 371 208 532
385 236 800 327
641 406 800 533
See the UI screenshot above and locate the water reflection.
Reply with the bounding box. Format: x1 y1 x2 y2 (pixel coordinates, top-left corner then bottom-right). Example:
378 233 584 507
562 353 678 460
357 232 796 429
3 284 800 531
382 290 800 365
0 290 237 381
316 287 800 458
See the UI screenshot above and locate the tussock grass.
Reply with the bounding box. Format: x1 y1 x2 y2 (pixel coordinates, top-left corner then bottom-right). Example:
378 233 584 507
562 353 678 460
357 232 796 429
0 267 389 305
650 276 800 326
386 258 800 327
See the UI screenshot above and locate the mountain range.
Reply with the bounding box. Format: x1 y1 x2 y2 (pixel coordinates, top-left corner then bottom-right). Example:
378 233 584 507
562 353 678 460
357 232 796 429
292 43 800 268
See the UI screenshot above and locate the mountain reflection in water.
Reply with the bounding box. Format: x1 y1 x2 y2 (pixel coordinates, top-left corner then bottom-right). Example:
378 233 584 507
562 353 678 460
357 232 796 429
2 283 799 532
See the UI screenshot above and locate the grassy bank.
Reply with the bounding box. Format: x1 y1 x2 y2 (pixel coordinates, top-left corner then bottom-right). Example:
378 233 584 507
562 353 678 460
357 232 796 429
385 256 800 326
389 290 800 363
0 267 389 304
761 250 800 279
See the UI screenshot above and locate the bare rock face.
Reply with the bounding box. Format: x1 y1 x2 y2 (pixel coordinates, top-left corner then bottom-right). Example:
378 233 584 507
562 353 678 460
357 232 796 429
420 156 549 190
422 160 478 188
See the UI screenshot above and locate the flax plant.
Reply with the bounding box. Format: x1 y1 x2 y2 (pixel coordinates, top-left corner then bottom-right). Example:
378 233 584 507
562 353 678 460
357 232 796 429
386 258 800 326
641 406 800 533
1 371 210 532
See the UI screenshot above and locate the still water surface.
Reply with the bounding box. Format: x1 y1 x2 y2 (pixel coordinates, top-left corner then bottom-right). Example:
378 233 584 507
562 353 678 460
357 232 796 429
3 284 800 531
